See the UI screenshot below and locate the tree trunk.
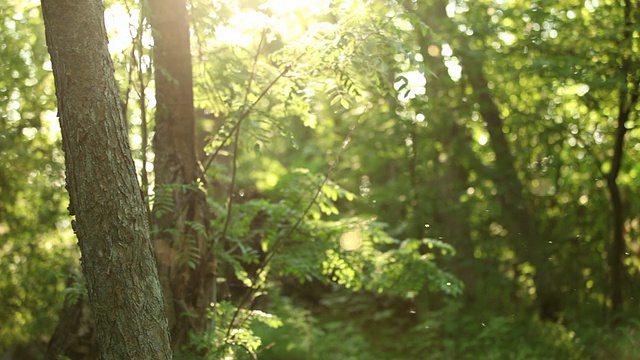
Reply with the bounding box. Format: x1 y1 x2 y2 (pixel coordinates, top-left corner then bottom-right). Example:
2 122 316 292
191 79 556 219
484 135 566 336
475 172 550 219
457 41 559 320
605 0 637 315
606 73 631 316
45 274 96 360
40 1 172 358
412 4 478 300
148 0 214 349
408 0 558 320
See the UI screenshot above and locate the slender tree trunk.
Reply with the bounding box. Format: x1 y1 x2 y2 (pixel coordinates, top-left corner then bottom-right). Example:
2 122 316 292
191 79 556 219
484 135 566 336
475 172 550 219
46 273 96 360
412 4 478 300
41 0 172 358
606 169 625 314
604 0 638 315
408 0 557 320
606 70 630 316
604 103 631 316
148 0 214 349
457 41 559 320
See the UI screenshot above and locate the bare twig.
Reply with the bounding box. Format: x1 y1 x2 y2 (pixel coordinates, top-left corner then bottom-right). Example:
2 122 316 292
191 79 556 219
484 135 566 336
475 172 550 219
225 107 367 340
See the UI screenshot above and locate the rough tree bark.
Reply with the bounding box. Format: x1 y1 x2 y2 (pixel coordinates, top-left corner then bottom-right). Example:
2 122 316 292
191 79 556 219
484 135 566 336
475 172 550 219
41 0 172 358
148 0 214 349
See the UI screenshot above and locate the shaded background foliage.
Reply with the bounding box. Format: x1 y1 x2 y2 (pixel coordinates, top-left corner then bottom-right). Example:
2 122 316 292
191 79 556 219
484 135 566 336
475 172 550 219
1 0 640 358
0 0 76 352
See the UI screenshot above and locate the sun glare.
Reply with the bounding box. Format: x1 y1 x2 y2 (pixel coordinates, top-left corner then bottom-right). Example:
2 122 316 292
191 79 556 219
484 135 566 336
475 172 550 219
259 0 329 15
102 0 331 51
103 4 137 54
214 0 331 45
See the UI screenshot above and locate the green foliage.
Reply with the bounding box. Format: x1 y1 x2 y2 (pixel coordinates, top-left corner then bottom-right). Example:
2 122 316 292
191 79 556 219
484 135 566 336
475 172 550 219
579 320 640 360
60 270 86 305
153 137 460 357
459 317 582 359
179 301 283 360
3 0 640 358
0 0 76 353
252 288 387 360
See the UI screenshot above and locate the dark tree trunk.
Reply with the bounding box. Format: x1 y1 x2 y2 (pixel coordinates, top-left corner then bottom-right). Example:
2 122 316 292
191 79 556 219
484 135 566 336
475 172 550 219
41 1 172 358
604 0 638 315
603 94 631 316
457 41 559 320
607 170 625 314
408 0 558 320
413 4 478 300
606 104 631 315
148 0 214 349
45 274 96 360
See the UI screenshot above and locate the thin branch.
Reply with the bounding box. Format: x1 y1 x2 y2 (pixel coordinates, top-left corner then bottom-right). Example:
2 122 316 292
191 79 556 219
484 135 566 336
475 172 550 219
225 107 367 340
224 340 258 360
212 31 269 331
134 10 151 217
201 52 306 174
219 28 267 244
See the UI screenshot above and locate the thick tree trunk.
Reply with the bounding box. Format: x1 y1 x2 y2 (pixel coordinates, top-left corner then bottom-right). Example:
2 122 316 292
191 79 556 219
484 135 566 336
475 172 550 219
148 0 214 349
41 1 172 358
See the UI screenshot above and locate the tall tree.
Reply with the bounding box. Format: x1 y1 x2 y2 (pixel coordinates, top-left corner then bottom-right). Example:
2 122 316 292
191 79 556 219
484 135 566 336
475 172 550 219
0 1 73 351
40 0 172 358
602 0 638 314
148 0 213 348
408 0 561 320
